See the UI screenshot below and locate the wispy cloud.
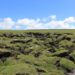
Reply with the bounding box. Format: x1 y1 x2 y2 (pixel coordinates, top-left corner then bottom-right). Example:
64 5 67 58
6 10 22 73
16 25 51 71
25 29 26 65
49 15 56 20
0 15 75 29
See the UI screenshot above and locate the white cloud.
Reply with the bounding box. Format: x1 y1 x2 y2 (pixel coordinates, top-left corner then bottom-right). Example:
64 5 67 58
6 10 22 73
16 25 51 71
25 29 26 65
17 18 40 26
0 18 15 29
0 16 75 29
49 15 56 20
64 17 75 23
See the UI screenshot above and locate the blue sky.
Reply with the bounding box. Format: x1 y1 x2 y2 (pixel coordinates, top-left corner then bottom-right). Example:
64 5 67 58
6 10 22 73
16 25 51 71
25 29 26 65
0 0 75 29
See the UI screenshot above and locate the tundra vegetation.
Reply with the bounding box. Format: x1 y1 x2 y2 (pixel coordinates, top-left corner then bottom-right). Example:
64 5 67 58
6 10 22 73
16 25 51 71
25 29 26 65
0 30 75 75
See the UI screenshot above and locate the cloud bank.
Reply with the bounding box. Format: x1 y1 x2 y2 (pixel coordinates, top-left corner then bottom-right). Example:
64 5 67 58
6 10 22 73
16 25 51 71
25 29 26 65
0 15 75 29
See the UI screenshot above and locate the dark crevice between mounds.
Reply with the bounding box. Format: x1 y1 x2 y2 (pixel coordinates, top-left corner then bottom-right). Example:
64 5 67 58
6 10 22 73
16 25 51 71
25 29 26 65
54 59 73 75
0 52 12 58
34 52 42 58
10 40 26 44
19 49 32 55
67 56 75 63
53 51 75 63
49 41 59 49
10 39 32 44
48 49 56 53
72 40 75 43
56 35 71 42
36 68 46 75
66 37 71 41
36 68 46 72
33 33 46 38
0 51 12 62
24 60 31 64
48 45 58 53
54 60 60 68
53 52 69 57
63 67 72 73
57 52 69 57
16 73 29 75
26 32 46 38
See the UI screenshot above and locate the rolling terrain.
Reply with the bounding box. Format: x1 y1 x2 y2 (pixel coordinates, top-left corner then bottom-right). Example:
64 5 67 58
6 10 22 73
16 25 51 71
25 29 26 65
0 29 75 75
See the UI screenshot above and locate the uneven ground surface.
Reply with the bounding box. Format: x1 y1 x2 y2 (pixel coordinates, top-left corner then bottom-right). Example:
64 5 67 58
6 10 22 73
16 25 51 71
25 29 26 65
0 30 75 75
68 70 75 75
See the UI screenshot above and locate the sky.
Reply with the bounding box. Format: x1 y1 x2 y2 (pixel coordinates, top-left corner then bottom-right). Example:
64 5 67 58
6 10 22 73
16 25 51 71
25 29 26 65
0 0 75 29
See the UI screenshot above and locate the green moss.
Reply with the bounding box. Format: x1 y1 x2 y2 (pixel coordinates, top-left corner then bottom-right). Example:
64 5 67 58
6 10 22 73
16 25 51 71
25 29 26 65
70 51 75 62
52 50 68 56
60 58 75 71
0 63 37 75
